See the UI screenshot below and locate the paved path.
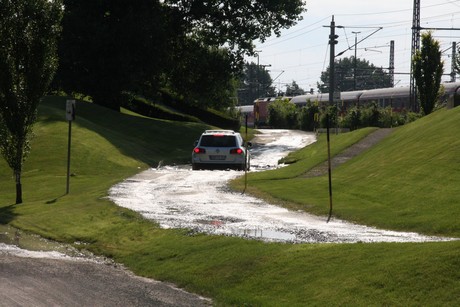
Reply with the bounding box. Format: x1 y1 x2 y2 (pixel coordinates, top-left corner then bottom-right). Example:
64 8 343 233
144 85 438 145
302 128 393 178
0 253 212 307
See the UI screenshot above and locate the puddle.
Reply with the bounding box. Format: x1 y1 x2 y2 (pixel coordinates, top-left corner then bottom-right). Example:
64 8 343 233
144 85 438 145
0 224 106 261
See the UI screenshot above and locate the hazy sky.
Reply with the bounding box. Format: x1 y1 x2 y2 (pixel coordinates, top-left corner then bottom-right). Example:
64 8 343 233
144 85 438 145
249 0 460 93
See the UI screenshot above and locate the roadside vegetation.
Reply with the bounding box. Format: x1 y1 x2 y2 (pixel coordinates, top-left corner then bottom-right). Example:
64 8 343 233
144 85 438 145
234 105 460 237
266 97 421 131
1 96 460 306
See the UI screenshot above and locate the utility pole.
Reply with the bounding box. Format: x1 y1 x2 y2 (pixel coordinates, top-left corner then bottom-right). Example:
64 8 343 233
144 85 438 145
328 16 338 105
325 15 339 222
352 31 361 90
389 40 395 87
451 42 457 82
256 51 260 100
410 0 421 112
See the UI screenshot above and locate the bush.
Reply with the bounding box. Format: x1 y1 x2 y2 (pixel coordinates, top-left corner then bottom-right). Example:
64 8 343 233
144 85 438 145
267 98 298 129
341 106 361 130
402 110 422 124
340 104 418 130
298 100 320 131
378 107 405 128
360 102 380 127
320 105 338 129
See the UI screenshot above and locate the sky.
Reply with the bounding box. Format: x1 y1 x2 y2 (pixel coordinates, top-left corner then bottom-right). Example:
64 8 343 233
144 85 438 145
249 0 460 94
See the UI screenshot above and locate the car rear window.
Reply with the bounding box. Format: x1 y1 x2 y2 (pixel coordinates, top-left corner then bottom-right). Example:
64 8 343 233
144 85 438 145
200 135 237 147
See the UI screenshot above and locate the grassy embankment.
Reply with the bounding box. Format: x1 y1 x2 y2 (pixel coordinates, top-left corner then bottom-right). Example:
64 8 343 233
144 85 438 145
1 96 459 306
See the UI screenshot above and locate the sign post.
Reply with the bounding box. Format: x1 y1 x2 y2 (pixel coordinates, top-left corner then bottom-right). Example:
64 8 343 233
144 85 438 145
66 100 76 194
326 114 333 222
243 114 249 194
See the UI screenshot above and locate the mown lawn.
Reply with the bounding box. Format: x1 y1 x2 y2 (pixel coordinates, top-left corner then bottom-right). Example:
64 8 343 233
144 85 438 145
233 107 460 237
1 96 459 306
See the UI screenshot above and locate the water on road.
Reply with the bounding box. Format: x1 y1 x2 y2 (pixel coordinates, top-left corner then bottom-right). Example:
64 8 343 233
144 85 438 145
109 129 453 244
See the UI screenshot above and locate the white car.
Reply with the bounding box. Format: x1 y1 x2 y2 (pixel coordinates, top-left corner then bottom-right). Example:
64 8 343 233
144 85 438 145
192 130 251 170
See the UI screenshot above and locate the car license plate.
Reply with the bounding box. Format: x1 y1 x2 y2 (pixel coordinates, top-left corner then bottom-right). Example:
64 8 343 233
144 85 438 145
210 155 226 160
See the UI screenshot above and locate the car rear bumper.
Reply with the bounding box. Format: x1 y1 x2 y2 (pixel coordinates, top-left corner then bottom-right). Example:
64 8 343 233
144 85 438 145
192 162 246 170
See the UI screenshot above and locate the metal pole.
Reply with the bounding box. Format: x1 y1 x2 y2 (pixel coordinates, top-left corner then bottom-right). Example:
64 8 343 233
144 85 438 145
328 16 338 135
329 16 336 107
326 114 333 223
352 31 361 90
243 114 248 194
451 42 457 82
66 120 72 194
257 52 260 101
326 17 335 221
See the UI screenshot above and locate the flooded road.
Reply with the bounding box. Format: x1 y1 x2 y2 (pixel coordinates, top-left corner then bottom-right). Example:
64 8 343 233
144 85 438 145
109 129 453 244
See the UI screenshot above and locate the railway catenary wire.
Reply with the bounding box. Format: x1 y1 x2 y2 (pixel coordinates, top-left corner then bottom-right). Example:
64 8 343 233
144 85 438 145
237 82 460 127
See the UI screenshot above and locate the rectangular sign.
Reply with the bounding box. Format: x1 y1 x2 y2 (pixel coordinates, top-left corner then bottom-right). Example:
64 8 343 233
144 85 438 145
66 100 76 121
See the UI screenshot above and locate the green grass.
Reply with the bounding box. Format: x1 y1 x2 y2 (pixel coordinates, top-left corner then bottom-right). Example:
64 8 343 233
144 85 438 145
235 107 460 237
1 96 460 306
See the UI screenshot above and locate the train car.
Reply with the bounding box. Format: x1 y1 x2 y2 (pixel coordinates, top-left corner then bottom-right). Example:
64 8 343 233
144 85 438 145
358 87 409 110
236 82 460 127
290 82 460 112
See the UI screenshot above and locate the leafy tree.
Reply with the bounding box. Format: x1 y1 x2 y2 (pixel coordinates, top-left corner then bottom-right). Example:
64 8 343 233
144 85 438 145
165 41 238 111
360 102 381 127
237 62 275 105
0 0 63 204
318 57 393 93
298 100 320 131
56 0 306 111
341 106 362 130
165 0 306 62
413 31 444 115
267 98 297 129
285 81 305 96
320 105 338 128
56 0 173 111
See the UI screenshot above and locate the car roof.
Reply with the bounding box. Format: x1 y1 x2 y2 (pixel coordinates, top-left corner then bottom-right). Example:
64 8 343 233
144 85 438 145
202 130 238 135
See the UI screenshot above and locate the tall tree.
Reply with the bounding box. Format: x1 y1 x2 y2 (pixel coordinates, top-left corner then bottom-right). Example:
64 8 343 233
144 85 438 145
165 0 306 62
56 0 306 110
166 41 238 110
285 81 305 96
0 0 63 204
237 62 275 106
413 31 444 115
318 57 393 93
56 0 172 111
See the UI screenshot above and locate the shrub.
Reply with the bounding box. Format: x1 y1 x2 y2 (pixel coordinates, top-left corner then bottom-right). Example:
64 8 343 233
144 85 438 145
378 106 405 128
360 102 380 127
341 106 362 130
298 100 320 131
267 98 298 129
320 105 338 128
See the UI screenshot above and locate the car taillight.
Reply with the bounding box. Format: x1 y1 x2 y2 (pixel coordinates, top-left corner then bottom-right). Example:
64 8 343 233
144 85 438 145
194 147 206 154
230 148 244 155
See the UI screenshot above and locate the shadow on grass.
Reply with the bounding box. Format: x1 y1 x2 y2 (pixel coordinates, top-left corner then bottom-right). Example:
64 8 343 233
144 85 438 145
46 194 66 204
0 204 18 224
40 97 207 167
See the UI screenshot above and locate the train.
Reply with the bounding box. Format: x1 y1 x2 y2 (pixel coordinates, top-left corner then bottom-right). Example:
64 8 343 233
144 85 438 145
237 82 460 127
